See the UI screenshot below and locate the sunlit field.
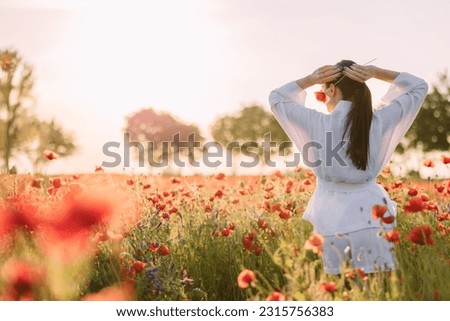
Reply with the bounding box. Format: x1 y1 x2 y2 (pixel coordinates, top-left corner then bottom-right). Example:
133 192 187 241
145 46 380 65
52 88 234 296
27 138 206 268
1 158 449 301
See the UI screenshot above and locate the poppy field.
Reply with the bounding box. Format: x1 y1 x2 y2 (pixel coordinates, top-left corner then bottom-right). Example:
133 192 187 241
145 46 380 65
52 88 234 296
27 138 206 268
0 157 449 301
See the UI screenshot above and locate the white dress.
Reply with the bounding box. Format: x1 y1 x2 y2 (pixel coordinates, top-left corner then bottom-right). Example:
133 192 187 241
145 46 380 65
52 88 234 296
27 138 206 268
269 72 428 236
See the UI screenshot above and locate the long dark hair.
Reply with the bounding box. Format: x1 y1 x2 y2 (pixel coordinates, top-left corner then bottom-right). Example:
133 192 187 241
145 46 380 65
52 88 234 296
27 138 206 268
326 60 373 170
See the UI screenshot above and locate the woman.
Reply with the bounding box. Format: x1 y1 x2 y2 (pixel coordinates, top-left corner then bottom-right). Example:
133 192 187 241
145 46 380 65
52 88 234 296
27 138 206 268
269 60 428 274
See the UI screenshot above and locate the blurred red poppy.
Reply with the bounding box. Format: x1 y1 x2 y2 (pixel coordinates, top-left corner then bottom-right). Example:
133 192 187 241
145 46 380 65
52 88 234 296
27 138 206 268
43 150 59 160
406 225 434 246
385 229 400 245
423 159 435 168
266 291 285 301
314 91 327 103
304 233 324 254
372 204 387 220
404 196 424 213
237 269 255 289
320 281 337 293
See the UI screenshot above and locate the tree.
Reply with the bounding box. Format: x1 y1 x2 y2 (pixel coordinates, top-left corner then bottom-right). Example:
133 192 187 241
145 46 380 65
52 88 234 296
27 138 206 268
0 49 76 173
211 105 291 163
124 108 203 170
0 50 34 172
397 71 450 153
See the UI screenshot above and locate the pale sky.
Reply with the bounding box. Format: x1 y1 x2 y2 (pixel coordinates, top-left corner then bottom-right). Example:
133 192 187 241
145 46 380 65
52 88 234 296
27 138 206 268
1 0 449 174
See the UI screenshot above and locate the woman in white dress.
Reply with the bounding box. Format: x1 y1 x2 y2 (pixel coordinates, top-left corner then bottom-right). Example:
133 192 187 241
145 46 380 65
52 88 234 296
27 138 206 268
269 60 428 274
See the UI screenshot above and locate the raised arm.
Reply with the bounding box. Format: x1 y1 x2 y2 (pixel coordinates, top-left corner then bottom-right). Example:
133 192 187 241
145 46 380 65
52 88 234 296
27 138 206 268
268 66 341 152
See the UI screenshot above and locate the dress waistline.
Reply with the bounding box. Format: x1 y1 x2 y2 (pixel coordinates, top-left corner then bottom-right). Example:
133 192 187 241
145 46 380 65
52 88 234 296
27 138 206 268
316 178 378 192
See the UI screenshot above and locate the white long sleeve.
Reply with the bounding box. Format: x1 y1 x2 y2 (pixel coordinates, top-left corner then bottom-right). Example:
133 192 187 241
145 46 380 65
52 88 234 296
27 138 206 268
269 72 429 236
375 73 429 173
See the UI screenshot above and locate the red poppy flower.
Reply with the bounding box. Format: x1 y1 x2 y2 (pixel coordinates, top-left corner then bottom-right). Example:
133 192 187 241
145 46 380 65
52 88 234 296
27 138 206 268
149 243 159 252
221 228 232 237
406 225 434 245
264 182 274 192
133 261 147 273
407 188 418 196
52 177 62 189
168 206 178 214
171 177 180 184
157 244 170 256
382 215 395 224
0 259 42 300
214 173 225 180
94 166 104 172
31 179 42 189
266 291 285 301
303 179 312 185
212 189 223 199
278 209 291 220
320 281 337 293
304 233 324 254
314 91 327 103
372 204 387 220
237 269 255 289
126 179 134 186
423 159 435 168
50 193 114 236
385 229 400 245
43 149 59 160
404 196 424 213
436 185 445 193
442 155 450 164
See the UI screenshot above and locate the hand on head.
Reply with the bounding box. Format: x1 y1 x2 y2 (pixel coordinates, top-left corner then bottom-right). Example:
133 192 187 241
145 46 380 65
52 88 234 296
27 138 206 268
311 65 342 85
342 64 377 83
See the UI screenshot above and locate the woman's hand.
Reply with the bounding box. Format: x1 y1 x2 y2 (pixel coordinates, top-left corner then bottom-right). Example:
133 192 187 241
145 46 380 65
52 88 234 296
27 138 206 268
296 65 342 89
310 65 342 84
342 64 378 83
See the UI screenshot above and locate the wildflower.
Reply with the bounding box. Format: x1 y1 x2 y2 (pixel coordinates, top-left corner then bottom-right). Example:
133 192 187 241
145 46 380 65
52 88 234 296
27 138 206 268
442 155 450 164
406 225 434 246
94 166 103 172
126 179 134 186
52 177 62 189
49 193 114 237
408 188 418 196
304 233 324 254
157 244 170 256
278 209 291 220
221 228 232 237
31 179 42 189
385 229 400 245
1 259 42 300
171 177 180 184
214 172 225 180
423 159 435 168
149 243 159 252
266 291 285 301
404 196 423 213
133 261 147 273
320 281 337 293
314 91 327 102
382 215 395 224
237 269 255 289
43 149 59 160
372 204 387 220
